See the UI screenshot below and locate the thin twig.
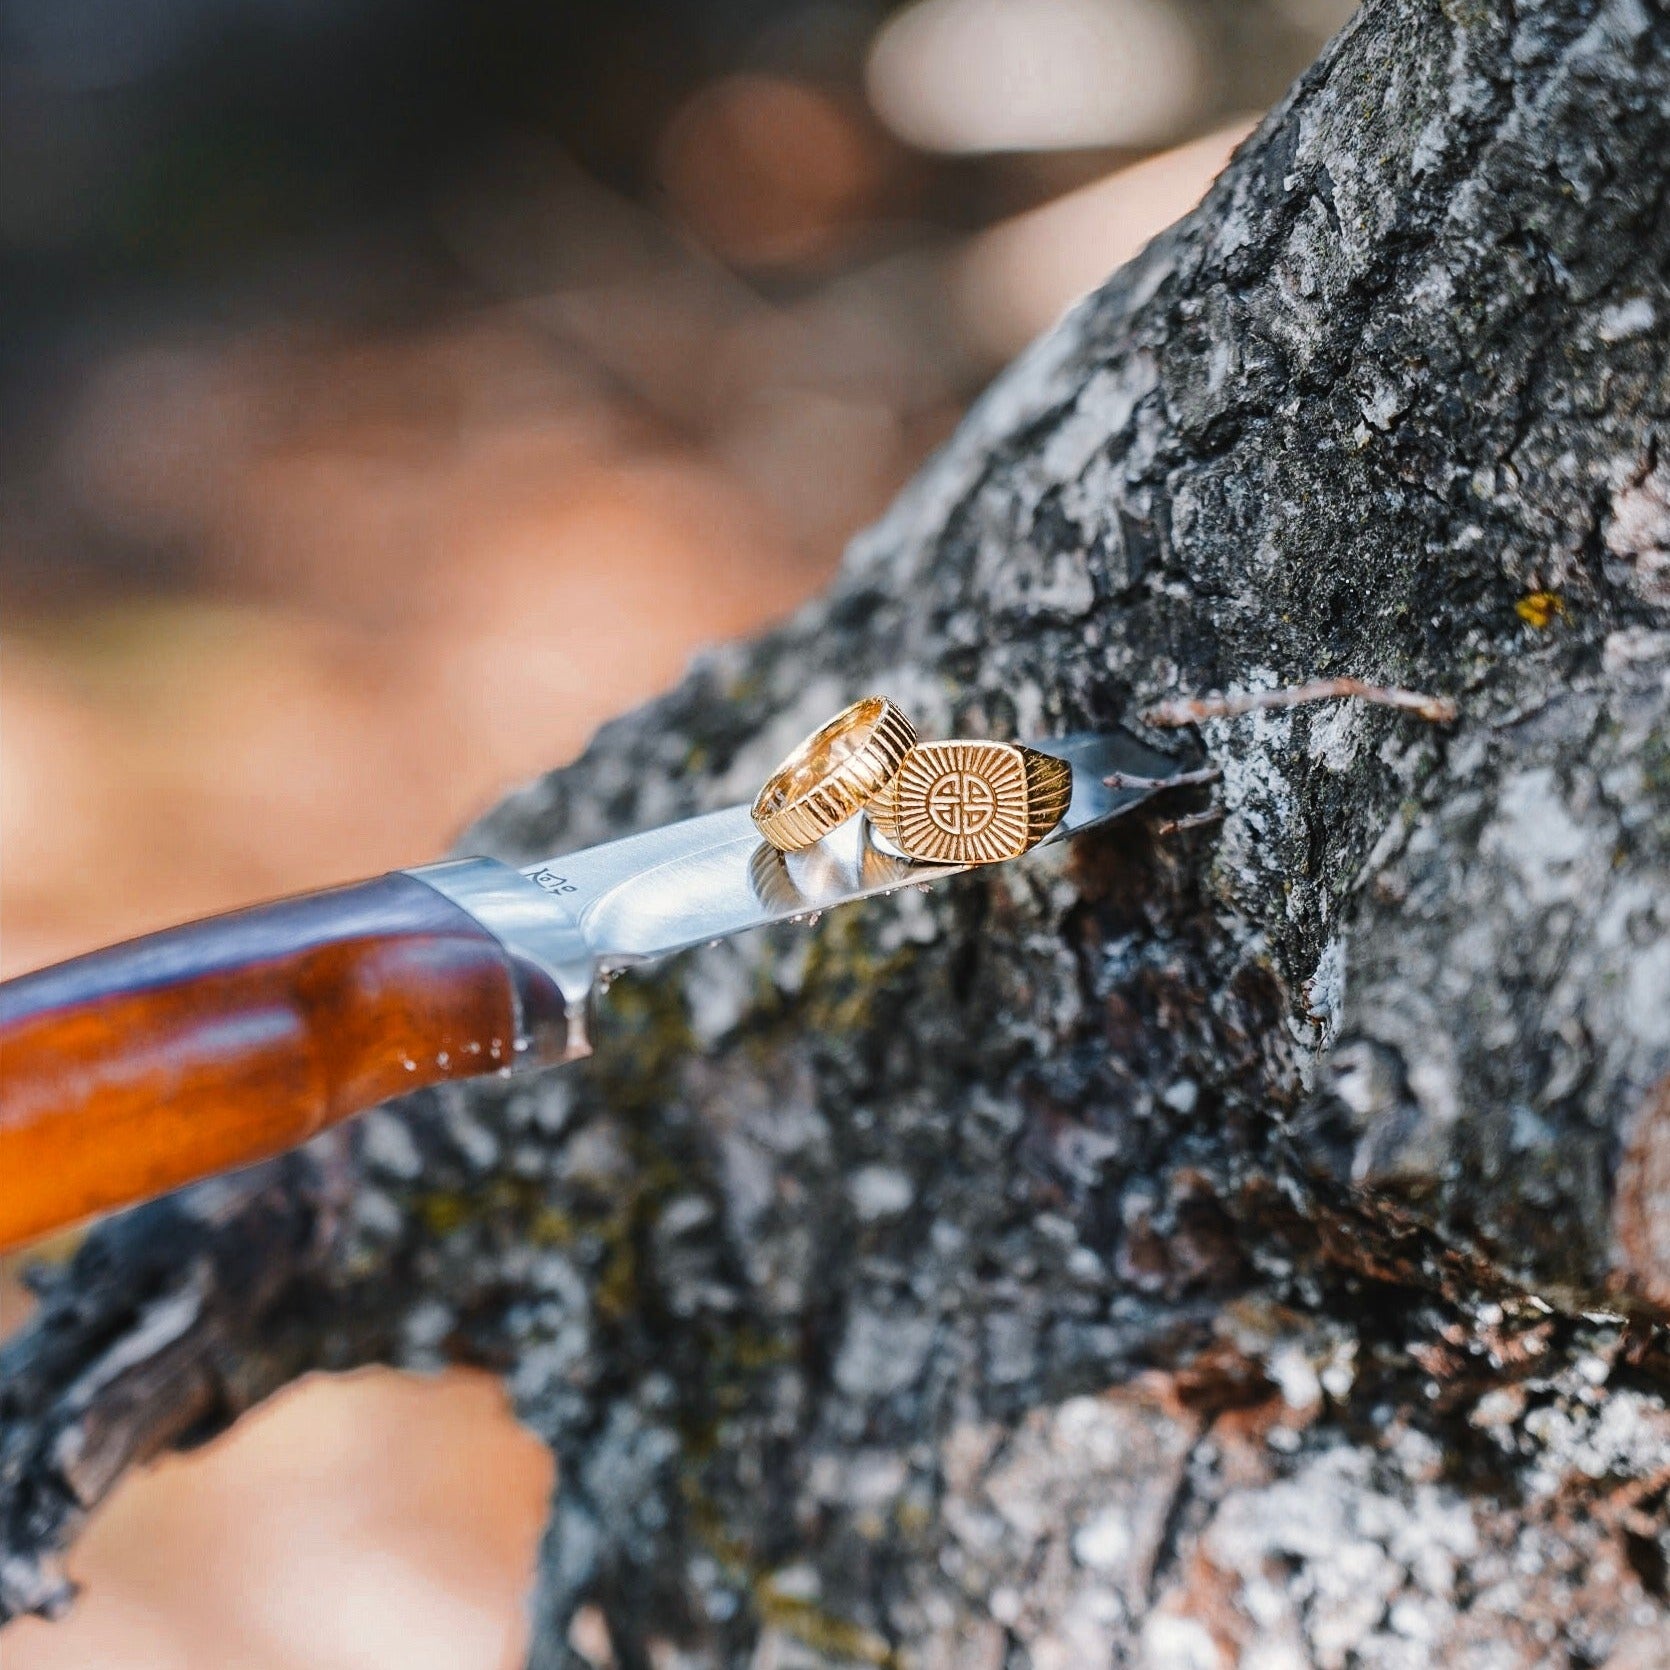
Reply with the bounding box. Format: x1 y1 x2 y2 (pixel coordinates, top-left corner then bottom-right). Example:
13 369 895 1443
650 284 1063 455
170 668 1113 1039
1156 808 1226 837
1102 765 1223 792
1141 678 1458 729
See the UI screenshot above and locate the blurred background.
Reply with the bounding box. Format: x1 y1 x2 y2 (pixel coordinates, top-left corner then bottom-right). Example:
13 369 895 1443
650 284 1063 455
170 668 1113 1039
0 1 1353 1664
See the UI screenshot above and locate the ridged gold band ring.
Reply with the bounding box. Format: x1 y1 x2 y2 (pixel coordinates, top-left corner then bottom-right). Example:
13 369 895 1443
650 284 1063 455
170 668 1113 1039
751 696 918 852
866 739 1072 864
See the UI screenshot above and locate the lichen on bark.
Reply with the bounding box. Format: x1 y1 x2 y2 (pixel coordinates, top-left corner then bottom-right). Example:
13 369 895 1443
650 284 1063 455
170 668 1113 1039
4 0 1669 1662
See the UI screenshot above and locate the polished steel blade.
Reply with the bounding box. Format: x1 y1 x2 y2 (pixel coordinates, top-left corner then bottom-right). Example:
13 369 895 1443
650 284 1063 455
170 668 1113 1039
522 731 1186 970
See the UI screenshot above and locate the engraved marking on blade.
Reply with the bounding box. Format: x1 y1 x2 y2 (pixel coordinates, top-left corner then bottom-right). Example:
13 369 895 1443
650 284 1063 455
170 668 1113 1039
531 868 579 895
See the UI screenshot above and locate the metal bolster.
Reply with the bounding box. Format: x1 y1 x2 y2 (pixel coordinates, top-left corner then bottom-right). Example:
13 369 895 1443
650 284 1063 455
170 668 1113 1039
404 857 595 1069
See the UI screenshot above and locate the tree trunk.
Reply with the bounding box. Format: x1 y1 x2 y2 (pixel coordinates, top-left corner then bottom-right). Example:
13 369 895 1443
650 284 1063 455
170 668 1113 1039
5 0 1669 1662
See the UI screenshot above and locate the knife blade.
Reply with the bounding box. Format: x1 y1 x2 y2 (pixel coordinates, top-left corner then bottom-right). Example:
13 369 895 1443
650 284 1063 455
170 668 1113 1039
529 728 1180 967
0 730 1185 1247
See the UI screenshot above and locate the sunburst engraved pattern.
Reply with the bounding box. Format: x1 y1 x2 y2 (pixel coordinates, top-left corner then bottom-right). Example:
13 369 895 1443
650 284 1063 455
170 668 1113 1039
892 741 1030 863
1024 751 1073 845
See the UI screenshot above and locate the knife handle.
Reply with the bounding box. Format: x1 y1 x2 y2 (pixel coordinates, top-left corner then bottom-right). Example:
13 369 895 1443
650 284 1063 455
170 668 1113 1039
0 863 591 1251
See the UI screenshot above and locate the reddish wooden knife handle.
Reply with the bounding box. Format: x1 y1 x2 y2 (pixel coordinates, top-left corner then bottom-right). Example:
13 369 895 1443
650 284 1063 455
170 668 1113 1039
0 874 525 1250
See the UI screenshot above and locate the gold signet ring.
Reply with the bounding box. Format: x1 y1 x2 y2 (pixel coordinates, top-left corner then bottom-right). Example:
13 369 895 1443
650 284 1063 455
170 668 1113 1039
751 696 918 852
866 739 1072 865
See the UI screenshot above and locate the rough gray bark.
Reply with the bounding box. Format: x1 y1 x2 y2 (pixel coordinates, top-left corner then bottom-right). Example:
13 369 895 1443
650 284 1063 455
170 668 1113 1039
5 0 1670 1662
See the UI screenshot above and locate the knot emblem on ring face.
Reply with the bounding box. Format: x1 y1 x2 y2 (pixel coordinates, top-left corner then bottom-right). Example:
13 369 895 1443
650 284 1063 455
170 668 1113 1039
883 740 1033 864
925 769 999 838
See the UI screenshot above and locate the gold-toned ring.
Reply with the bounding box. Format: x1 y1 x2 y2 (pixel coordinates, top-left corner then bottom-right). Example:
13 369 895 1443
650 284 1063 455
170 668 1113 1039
751 696 918 852
866 740 1072 865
